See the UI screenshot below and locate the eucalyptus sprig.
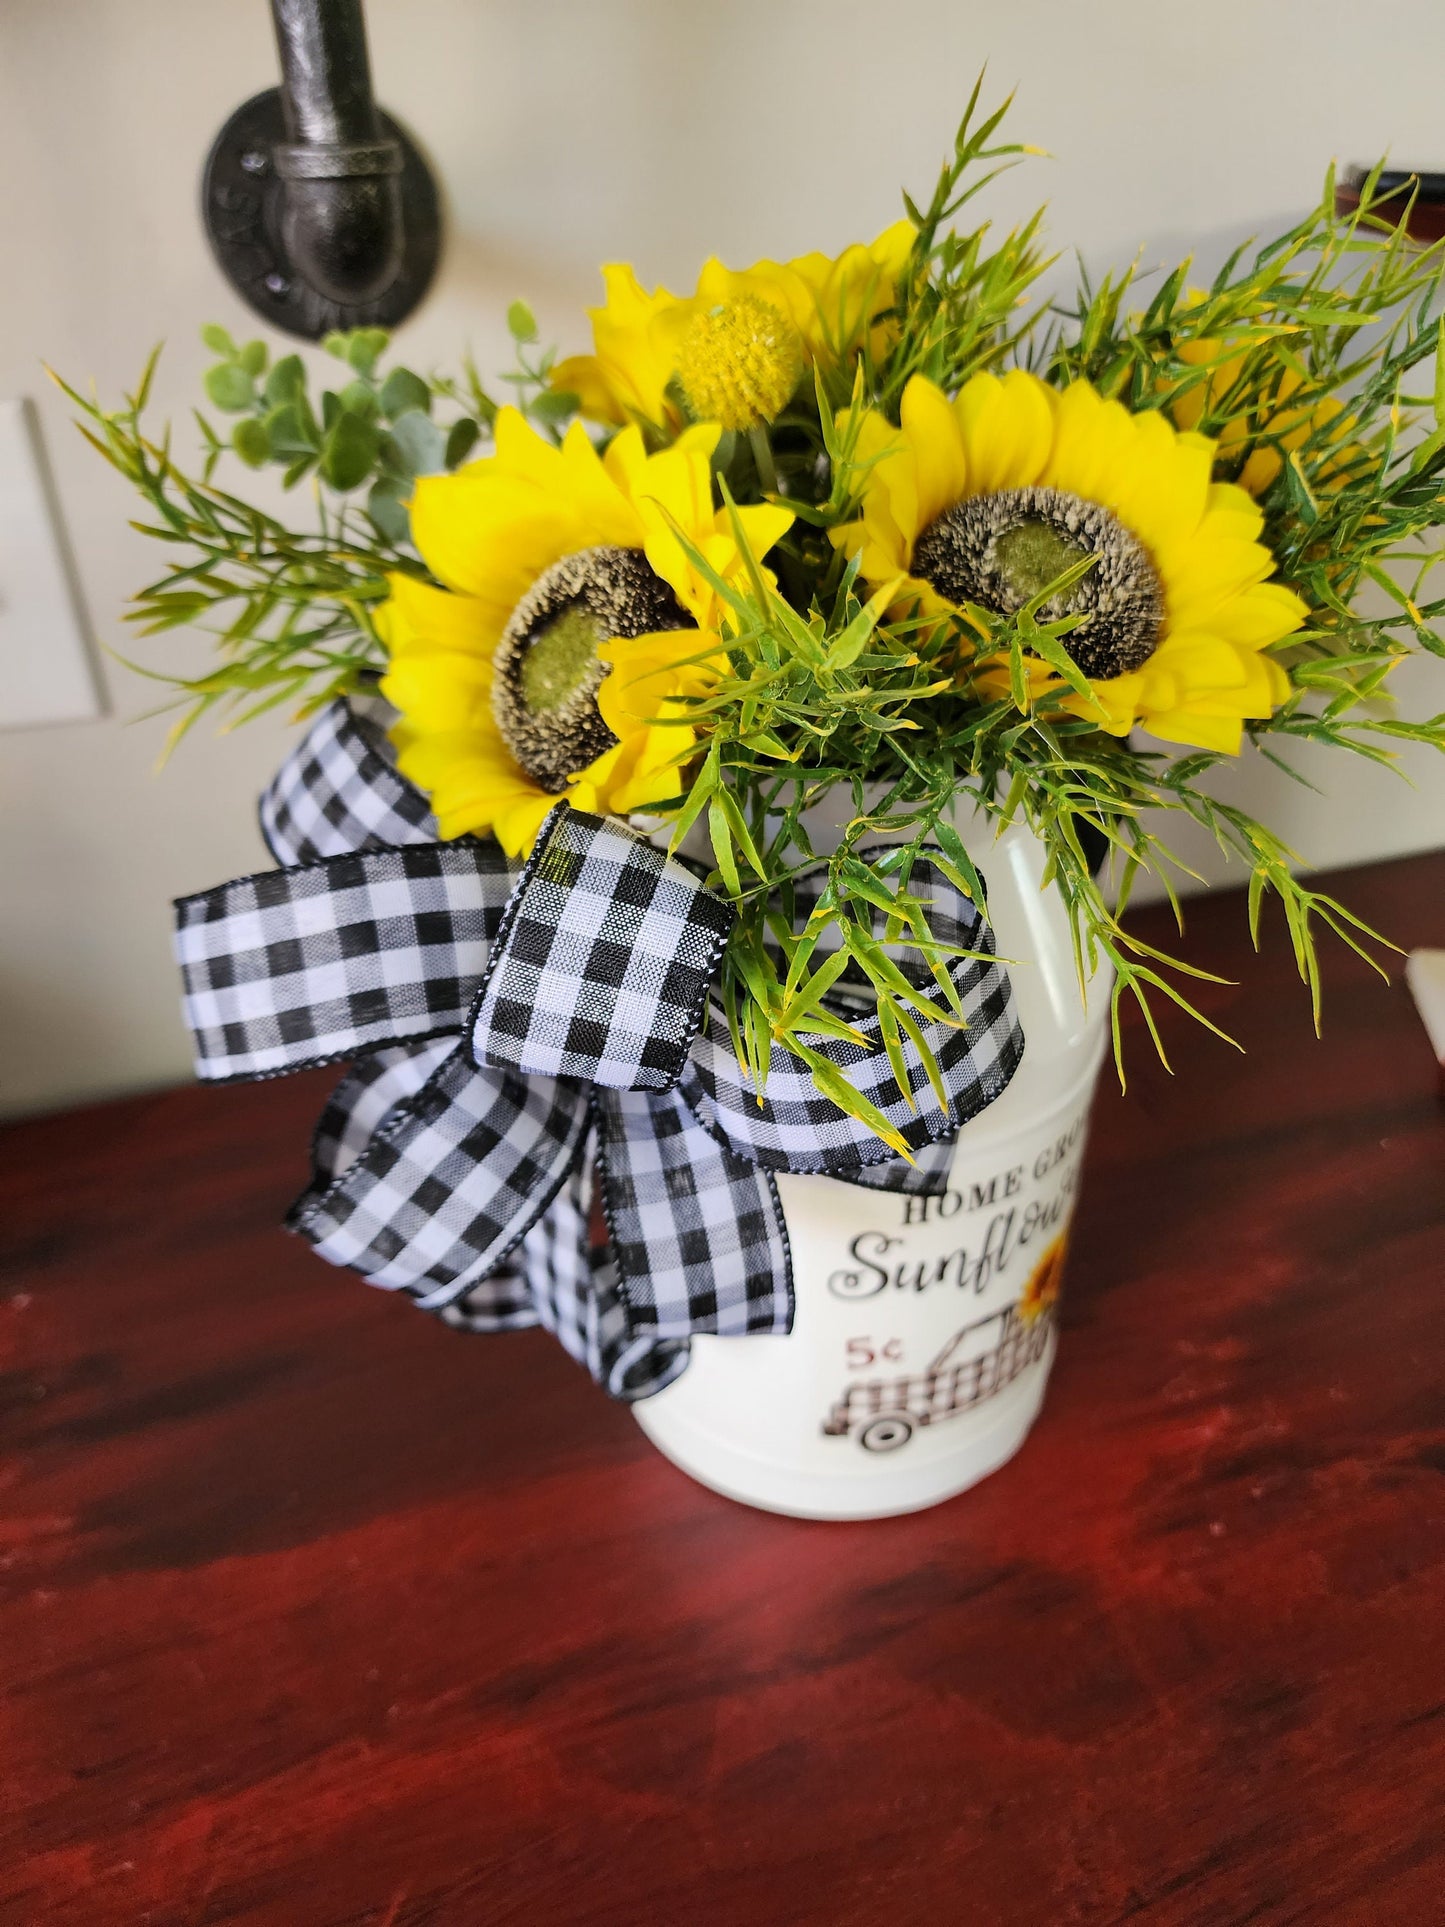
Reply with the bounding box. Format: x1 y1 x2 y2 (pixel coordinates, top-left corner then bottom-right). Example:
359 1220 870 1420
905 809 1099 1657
53 327 505 746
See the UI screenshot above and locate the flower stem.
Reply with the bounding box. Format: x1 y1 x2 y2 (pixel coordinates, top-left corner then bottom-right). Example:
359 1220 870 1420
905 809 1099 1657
749 422 779 497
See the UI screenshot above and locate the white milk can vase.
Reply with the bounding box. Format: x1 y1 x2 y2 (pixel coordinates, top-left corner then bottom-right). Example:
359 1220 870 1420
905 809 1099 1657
634 800 1112 1521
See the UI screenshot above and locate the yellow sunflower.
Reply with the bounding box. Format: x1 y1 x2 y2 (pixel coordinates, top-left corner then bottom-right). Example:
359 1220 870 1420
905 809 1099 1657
832 369 1309 754
378 408 792 855
1169 335 1358 497
551 220 915 435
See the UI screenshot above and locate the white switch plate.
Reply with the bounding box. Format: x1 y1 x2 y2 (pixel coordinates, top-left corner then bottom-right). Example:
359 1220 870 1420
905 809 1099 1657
0 397 105 729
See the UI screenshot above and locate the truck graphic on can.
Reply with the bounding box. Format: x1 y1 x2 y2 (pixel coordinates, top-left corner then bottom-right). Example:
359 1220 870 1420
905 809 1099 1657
821 1236 1065 1453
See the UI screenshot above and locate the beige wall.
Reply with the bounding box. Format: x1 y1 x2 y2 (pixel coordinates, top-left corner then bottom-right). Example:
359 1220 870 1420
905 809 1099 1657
4 0 1444 1116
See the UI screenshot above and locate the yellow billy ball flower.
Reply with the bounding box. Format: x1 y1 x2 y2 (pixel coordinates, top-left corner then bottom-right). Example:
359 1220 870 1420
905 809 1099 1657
376 409 791 856
832 369 1308 756
674 294 805 433
551 220 915 433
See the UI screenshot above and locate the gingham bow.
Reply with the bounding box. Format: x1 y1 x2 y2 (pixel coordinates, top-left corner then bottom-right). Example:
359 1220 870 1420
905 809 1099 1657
173 700 1025 1399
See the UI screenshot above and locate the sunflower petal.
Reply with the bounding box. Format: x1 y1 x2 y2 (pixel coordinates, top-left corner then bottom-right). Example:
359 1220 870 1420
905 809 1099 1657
954 368 1054 497
377 572 501 658
1142 708 1244 754
900 378 969 530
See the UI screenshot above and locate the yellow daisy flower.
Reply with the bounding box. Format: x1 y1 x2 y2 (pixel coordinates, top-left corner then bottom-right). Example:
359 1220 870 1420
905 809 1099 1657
832 369 1309 754
378 408 792 855
551 220 915 435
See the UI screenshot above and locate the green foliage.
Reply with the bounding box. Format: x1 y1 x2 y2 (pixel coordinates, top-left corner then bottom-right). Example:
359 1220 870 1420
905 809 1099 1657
507 299 539 343
64 98 1445 1141
625 120 1445 1122
194 326 494 545
52 328 518 737
54 347 410 750
379 366 430 419
881 79 1054 414
203 360 256 412
650 503 1425 1124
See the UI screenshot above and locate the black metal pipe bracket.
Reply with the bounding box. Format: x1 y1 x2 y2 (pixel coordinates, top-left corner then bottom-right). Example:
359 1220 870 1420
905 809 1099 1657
202 0 440 340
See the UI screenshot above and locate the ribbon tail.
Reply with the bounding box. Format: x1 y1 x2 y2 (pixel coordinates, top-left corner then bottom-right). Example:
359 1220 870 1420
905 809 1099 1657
593 1086 793 1347
260 696 440 864
310 1038 457 1184
431 1257 536 1333
520 1131 690 1402
312 1036 537 1325
289 1042 589 1309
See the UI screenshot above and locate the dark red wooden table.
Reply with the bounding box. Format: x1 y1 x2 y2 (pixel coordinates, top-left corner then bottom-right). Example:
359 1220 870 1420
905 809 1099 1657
3 853 1444 1927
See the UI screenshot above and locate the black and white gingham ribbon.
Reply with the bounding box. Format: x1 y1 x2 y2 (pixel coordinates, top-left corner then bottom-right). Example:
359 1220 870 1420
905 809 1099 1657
174 699 1025 1399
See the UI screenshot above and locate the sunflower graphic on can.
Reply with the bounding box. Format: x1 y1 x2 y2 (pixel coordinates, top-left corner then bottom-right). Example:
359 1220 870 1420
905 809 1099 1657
1017 1236 1068 1326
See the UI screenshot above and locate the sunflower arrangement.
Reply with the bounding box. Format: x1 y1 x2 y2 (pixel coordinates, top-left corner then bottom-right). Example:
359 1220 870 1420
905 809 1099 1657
69 88 1445 1137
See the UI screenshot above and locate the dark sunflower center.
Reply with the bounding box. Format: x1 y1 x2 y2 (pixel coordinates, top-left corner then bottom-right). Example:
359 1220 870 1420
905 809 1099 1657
492 546 693 791
911 484 1164 680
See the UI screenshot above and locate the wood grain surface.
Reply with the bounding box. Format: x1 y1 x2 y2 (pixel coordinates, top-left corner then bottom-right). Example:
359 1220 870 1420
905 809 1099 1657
3 852 1444 1927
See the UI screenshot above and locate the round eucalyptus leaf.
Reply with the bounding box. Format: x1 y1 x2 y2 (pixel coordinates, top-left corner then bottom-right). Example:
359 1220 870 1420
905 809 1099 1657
320 412 381 492
232 418 270 467
368 477 412 546
264 354 306 408
339 380 380 422
264 402 317 460
445 418 481 469
380 368 431 420
345 328 390 375
387 409 446 477
204 363 254 413
529 388 577 425
507 299 538 342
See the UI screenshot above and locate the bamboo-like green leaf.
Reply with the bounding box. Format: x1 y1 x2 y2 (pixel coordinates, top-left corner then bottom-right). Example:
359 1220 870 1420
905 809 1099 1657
708 797 741 898
714 787 768 881
877 996 918 1116
927 817 985 904
786 1041 911 1159
778 944 855 1032
843 925 963 1028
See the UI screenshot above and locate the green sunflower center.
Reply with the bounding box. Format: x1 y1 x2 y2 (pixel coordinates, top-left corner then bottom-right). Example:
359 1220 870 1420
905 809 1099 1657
492 545 693 792
911 485 1164 680
520 604 607 714
993 519 1090 605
